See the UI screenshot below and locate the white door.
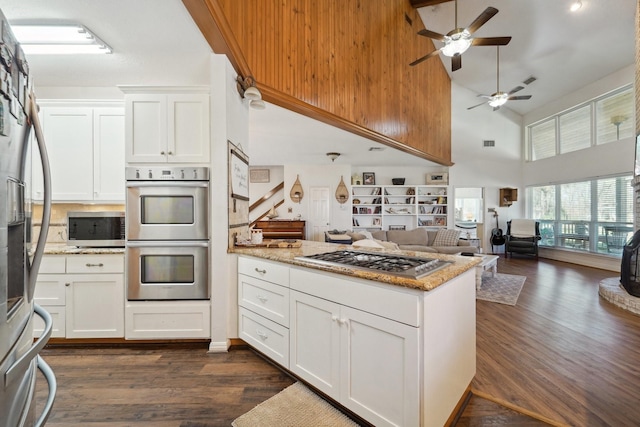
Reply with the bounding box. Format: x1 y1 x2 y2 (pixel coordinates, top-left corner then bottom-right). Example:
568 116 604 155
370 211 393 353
309 186 330 241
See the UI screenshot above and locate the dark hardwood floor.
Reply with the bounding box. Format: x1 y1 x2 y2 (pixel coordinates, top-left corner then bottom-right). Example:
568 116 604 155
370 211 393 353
35 257 638 426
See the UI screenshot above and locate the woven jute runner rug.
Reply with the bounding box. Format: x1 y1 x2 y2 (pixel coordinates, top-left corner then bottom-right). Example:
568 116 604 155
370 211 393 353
232 382 360 427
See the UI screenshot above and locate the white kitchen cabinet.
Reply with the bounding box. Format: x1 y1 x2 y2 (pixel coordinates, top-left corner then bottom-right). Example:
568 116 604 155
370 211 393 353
32 103 125 202
33 254 125 339
123 89 210 164
289 289 420 427
124 301 211 339
237 257 291 368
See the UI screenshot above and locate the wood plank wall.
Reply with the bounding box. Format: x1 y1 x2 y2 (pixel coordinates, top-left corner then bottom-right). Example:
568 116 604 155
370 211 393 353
184 0 452 165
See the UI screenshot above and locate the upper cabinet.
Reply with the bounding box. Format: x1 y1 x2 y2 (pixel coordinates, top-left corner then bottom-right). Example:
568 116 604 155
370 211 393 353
121 87 210 164
32 103 125 202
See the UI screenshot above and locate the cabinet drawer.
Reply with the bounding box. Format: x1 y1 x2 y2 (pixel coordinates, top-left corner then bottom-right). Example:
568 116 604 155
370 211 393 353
125 301 211 339
239 307 289 368
33 305 66 338
34 275 66 306
238 274 289 326
39 256 66 274
238 256 289 286
66 255 124 274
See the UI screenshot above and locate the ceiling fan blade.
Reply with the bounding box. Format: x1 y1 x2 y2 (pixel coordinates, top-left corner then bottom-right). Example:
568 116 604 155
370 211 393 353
508 86 525 95
466 7 498 34
467 101 487 110
451 55 462 71
471 37 512 46
409 49 441 66
508 95 532 100
417 28 447 42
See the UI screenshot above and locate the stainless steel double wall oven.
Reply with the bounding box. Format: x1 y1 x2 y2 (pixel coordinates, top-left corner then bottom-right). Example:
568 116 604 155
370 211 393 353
125 166 210 300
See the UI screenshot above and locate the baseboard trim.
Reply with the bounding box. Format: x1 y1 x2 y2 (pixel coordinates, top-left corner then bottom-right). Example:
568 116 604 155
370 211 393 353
208 339 231 353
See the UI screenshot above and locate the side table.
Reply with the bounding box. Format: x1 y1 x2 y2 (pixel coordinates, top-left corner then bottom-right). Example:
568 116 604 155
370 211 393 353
474 254 499 290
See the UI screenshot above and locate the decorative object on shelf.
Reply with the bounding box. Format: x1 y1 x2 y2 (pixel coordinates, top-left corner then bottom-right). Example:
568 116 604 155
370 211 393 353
249 168 270 183
236 75 266 110
363 172 376 185
290 175 304 203
389 225 406 231
499 188 518 207
335 176 349 204
351 174 362 185
326 152 340 162
392 178 405 185
426 172 449 185
353 199 361 204
250 228 263 244
266 204 279 219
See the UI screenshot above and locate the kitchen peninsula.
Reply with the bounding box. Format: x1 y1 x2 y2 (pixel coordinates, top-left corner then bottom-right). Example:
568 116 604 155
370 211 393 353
232 241 479 427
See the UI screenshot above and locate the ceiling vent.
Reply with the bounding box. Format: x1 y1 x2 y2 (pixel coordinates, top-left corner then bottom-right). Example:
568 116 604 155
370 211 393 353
483 140 496 147
523 76 537 85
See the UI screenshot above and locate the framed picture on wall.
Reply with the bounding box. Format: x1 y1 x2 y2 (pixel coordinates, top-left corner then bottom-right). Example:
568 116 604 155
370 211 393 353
249 168 270 183
372 218 382 226
426 172 449 185
363 172 376 185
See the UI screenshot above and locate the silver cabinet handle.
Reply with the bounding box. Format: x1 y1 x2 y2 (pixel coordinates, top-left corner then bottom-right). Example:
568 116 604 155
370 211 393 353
167 151 173 155
256 294 268 303
86 263 104 267
256 329 268 340
255 268 267 274
65 283 70 287
160 151 165 155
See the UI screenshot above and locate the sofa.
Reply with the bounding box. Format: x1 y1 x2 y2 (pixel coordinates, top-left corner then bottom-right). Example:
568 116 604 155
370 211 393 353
348 228 478 254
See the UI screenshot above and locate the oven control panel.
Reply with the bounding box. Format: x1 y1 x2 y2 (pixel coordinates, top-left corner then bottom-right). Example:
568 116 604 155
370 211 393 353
125 166 209 181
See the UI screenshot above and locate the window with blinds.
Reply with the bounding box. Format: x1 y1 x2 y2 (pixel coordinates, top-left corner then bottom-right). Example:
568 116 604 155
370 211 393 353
527 175 633 254
530 119 556 160
596 87 634 144
527 84 633 161
559 105 591 154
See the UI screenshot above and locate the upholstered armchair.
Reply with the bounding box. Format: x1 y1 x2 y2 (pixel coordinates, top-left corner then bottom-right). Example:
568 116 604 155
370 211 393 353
505 219 541 258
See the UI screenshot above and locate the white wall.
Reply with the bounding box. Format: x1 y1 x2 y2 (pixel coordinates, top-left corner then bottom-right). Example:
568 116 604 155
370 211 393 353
449 82 524 253
283 164 352 236
209 53 249 352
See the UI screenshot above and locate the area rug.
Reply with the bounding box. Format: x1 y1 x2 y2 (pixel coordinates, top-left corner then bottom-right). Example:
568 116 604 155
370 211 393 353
477 272 526 306
232 382 360 427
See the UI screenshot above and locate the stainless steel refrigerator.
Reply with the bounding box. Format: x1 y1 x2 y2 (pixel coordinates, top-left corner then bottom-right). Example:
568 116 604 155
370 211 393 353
0 8 56 426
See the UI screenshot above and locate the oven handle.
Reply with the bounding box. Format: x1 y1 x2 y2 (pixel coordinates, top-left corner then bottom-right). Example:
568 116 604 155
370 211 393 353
126 241 209 248
126 182 209 188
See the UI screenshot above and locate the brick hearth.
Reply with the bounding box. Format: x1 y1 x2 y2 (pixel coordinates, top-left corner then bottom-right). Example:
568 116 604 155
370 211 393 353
599 277 640 316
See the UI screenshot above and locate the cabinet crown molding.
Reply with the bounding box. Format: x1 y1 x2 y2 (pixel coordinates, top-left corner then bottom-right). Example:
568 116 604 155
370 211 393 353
118 85 210 94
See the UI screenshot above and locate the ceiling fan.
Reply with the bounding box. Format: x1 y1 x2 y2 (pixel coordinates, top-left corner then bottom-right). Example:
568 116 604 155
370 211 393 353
409 0 511 71
467 46 532 111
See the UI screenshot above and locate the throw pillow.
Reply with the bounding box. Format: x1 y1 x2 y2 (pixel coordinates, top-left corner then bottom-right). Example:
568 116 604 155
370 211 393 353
346 232 366 242
432 229 461 247
352 239 385 249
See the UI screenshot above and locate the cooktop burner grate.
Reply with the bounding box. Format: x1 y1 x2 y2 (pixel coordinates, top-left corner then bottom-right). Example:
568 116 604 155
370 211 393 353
296 250 451 279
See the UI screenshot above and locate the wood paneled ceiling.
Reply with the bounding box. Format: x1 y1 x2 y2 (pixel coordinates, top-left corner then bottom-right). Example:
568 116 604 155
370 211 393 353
183 0 452 166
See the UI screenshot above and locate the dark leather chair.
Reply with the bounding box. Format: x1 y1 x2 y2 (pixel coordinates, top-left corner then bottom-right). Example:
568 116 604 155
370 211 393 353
505 219 541 258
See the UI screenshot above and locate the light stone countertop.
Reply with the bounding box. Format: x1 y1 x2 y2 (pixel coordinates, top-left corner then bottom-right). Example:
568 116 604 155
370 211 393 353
43 243 125 255
230 240 482 292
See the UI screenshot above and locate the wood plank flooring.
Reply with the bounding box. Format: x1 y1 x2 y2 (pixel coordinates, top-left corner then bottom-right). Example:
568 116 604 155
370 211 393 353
35 257 639 426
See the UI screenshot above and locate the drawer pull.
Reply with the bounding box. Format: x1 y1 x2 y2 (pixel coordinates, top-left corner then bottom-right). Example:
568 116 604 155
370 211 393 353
256 294 268 303
256 329 268 340
255 268 267 274
85 263 104 267
65 283 71 287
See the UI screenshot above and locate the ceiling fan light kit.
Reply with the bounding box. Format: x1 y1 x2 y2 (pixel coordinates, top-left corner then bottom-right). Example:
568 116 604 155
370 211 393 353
410 1 510 72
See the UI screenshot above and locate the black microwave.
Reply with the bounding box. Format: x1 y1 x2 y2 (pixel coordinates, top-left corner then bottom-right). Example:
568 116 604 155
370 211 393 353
67 211 125 247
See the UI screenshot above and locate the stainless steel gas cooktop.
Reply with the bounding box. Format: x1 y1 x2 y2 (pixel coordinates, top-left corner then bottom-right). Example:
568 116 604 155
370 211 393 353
296 250 451 279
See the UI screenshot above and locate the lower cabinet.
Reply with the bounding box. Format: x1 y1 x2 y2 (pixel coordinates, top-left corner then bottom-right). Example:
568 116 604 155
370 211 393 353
289 289 420 427
34 254 125 339
124 301 211 340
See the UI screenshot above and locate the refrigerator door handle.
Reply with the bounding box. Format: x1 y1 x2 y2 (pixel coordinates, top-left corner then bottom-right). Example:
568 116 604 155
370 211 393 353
4 304 53 387
35 355 57 427
27 92 53 300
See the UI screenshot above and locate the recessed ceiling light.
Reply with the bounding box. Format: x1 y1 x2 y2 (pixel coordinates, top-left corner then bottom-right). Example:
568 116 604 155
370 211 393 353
11 23 112 54
570 1 582 12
